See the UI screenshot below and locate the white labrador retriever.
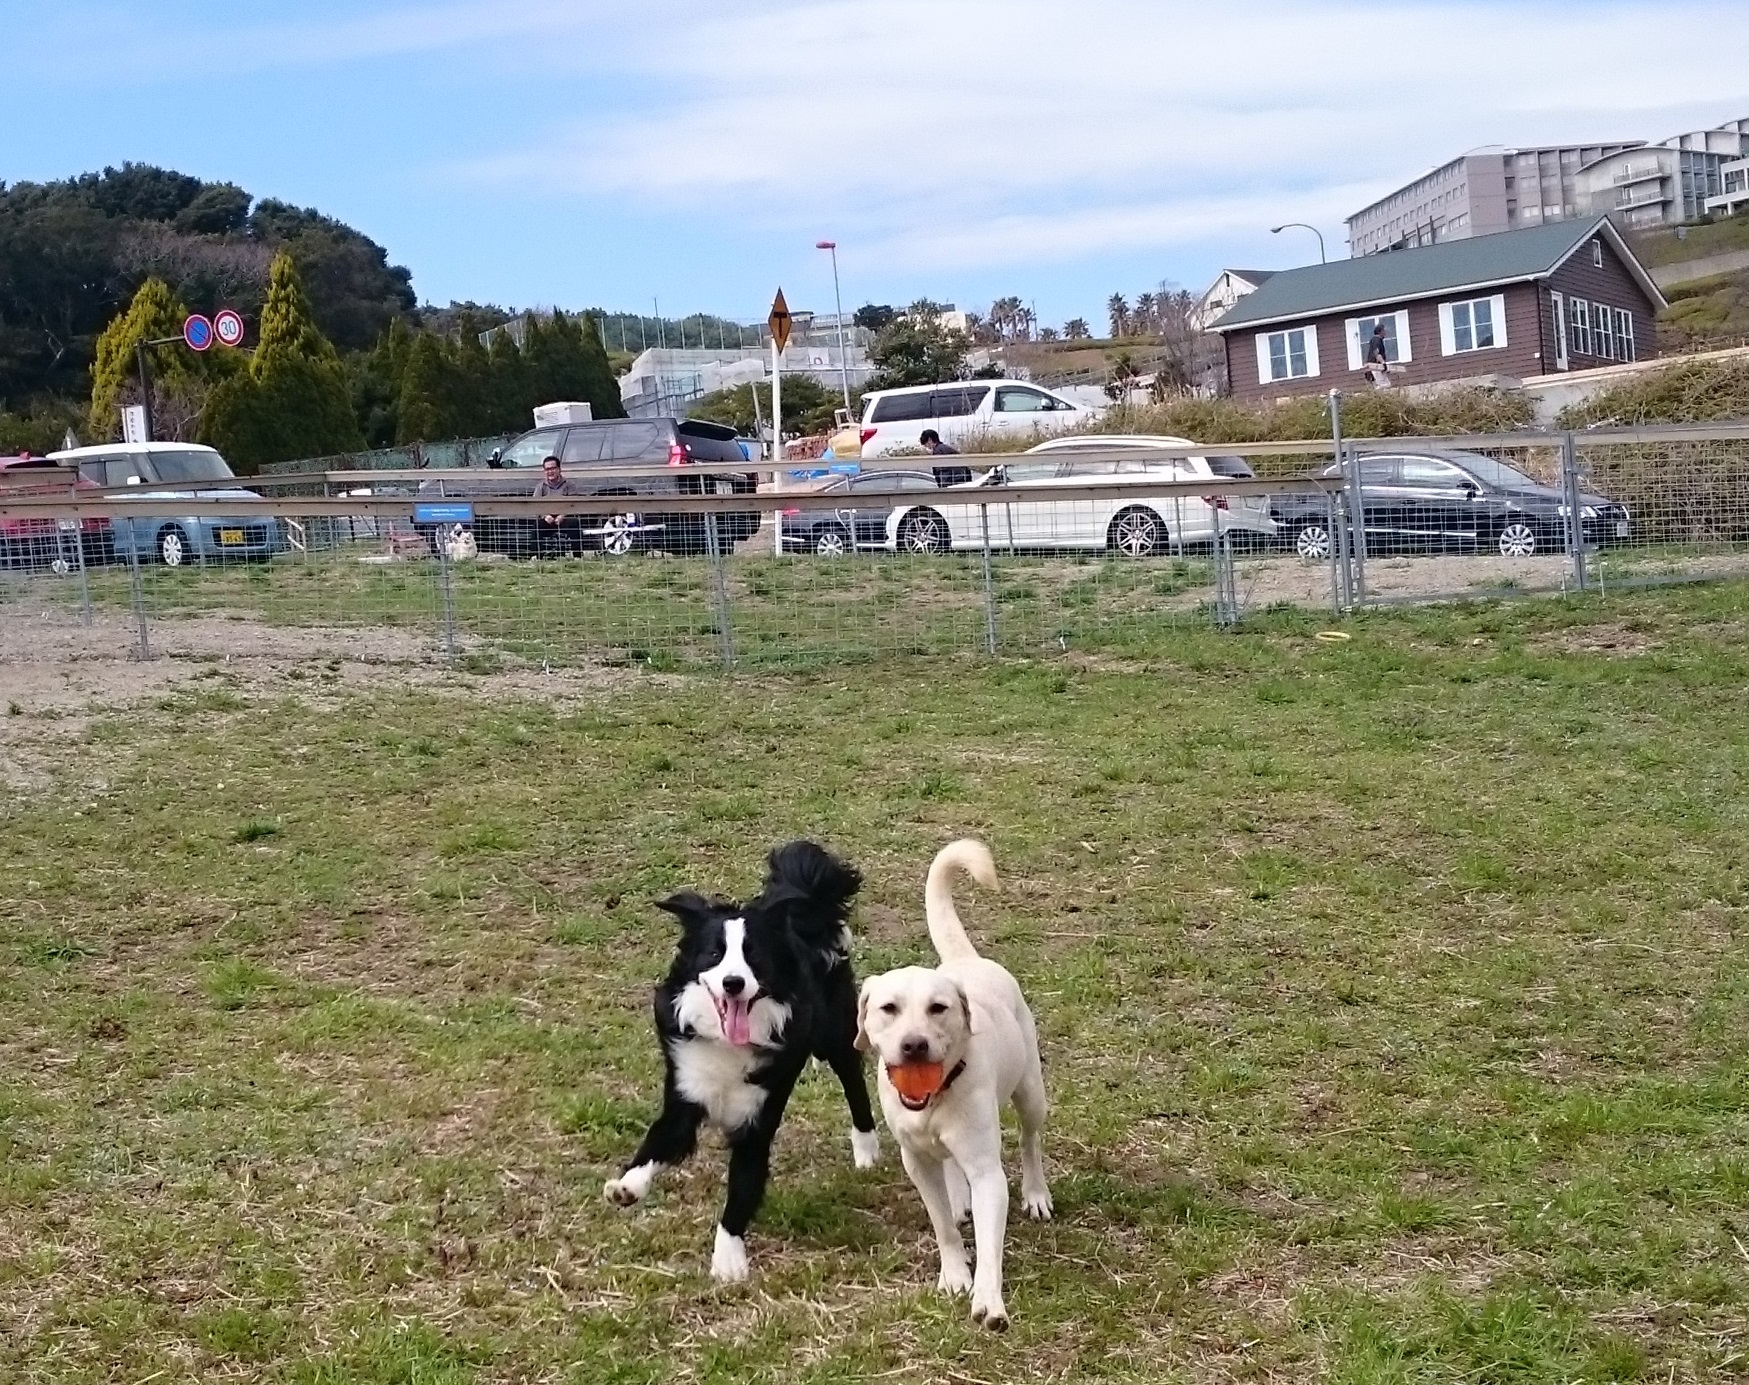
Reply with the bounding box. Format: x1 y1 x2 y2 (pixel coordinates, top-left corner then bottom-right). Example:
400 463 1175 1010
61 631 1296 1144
856 839 1051 1330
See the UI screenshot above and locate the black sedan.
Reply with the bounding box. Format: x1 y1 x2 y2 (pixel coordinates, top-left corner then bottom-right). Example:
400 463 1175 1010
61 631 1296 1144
780 470 941 556
1271 449 1631 560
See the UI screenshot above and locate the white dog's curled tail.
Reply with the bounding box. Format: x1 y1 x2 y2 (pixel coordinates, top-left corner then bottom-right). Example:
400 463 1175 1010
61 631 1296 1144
925 838 998 964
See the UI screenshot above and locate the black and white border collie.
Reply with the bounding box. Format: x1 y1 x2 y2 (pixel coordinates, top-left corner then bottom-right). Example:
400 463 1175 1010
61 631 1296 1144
604 841 879 1281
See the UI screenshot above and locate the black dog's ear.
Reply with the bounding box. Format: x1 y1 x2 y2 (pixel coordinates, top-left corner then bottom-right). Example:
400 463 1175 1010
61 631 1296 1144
655 891 716 929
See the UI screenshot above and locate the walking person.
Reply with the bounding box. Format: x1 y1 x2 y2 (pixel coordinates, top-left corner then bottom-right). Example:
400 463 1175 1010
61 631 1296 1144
1364 322 1393 388
920 428 972 487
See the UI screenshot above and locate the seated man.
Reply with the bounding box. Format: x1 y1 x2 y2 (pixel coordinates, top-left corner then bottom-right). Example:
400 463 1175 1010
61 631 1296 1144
534 455 586 557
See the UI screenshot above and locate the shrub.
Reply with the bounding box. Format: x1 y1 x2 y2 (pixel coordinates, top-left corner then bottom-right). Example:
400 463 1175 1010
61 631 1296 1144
1556 355 1749 429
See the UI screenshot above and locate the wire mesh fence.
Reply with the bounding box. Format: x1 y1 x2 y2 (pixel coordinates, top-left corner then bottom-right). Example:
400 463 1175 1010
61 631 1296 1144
5 422 1748 672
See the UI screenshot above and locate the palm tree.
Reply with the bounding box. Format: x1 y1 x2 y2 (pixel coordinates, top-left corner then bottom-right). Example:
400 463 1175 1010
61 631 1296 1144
1039 326 1060 342
1063 318 1091 341
1107 294 1129 339
1135 292 1158 335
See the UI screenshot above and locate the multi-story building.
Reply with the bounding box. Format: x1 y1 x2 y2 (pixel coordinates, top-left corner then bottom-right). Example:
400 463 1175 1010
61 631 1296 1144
1577 120 1749 229
1708 156 1749 218
1346 141 1642 256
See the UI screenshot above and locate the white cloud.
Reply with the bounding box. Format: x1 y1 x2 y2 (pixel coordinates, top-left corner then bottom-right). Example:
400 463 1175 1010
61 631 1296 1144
440 0 1749 271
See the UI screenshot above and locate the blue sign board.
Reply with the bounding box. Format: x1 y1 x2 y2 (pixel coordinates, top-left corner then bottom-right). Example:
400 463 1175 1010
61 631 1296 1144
414 502 474 525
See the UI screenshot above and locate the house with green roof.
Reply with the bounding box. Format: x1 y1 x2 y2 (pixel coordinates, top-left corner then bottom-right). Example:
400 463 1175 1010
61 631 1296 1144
1209 217 1666 405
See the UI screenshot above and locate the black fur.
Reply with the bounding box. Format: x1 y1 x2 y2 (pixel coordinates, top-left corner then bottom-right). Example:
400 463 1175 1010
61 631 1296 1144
611 841 876 1251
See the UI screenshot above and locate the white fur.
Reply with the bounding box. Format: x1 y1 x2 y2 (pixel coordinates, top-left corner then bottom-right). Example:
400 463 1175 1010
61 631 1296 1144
859 839 1051 1332
850 1127 880 1169
671 1038 766 1133
698 917 751 1001
711 1224 749 1283
604 1160 660 1206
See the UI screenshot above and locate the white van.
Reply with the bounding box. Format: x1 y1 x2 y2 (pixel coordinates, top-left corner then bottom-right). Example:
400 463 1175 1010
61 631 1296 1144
856 380 1098 459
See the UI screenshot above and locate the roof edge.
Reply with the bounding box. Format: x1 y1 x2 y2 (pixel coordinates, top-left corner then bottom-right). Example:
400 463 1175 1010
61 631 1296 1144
1210 273 1544 333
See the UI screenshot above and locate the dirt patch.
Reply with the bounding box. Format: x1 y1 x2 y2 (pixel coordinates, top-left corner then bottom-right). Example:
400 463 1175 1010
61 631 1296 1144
1528 622 1660 657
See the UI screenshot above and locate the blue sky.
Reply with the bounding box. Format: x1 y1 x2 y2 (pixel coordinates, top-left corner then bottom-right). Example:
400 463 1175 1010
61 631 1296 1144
6 0 1747 332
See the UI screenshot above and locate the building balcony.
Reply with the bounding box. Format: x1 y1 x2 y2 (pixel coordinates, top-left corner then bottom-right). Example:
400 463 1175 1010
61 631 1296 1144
1612 166 1665 185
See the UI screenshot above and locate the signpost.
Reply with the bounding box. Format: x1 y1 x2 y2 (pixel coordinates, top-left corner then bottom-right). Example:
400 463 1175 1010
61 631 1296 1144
213 309 245 348
768 289 791 554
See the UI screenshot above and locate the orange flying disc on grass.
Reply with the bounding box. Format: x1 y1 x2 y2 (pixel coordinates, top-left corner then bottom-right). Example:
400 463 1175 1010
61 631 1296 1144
888 1061 946 1104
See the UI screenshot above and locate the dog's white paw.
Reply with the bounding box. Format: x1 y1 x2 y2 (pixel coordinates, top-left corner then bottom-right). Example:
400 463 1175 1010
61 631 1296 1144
850 1128 880 1169
1022 1185 1054 1221
937 1262 973 1296
604 1162 657 1207
710 1226 750 1284
971 1292 1010 1332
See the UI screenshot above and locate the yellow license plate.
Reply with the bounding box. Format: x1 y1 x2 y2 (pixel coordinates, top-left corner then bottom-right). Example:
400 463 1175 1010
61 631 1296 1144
217 529 245 545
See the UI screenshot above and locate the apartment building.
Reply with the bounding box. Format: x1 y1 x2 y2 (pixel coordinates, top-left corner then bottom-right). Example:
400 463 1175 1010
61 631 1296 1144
1345 142 1641 257
1577 120 1749 229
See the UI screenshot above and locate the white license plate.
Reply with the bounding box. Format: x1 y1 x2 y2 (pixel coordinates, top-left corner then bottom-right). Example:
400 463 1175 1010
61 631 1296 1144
1615 521 1629 537
56 518 79 532
217 528 245 545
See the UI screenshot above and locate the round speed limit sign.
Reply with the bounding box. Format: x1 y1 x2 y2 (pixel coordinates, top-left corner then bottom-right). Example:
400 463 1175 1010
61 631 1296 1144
214 309 246 348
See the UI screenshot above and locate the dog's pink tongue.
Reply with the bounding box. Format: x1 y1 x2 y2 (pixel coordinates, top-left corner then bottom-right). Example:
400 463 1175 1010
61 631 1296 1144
723 996 753 1046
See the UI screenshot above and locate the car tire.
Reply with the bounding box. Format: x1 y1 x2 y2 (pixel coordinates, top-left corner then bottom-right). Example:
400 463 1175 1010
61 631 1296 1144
1108 506 1165 558
1294 521 1332 561
897 508 949 555
814 523 852 557
1497 521 1538 558
158 525 190 568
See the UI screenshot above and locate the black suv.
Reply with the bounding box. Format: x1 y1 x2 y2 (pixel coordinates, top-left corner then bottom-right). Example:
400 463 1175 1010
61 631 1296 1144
416 418 760 557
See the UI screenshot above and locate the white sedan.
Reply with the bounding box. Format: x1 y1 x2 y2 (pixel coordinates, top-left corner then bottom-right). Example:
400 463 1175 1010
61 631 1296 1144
882 435 1277 557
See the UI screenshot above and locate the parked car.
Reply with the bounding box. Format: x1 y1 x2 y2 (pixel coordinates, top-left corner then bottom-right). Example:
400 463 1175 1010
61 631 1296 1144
1270 449 1631 560
856 380 1100 459
419 417 760 557
882 442 1279 557
48 443 281 567
780 470 940 555
1024 435 1279 546
0 455 113 571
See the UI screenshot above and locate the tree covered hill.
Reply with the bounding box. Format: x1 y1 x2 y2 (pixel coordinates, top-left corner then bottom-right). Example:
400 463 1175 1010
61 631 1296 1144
0 162 415 412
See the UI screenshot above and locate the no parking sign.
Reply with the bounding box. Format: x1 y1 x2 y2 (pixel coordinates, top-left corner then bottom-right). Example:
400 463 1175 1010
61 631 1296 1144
183 314 214 351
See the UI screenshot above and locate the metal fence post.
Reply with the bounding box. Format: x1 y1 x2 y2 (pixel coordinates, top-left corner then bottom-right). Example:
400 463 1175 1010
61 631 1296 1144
126 541 151 659
978 504 998 655
1211 525 1239 628
705 511 736 671
1325 491 1343 615
1561 430 1588 592
436 543 458 660
1329 390 1366 608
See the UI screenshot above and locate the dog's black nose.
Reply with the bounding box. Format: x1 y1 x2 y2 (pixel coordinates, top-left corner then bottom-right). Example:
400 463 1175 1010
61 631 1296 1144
900 1036 930 1061
721 974 746 996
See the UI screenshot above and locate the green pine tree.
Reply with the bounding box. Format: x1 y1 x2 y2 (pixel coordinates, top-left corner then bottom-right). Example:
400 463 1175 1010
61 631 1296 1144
89 278 197 438
486 327 531 434
200 252 362 470
395 331 460 444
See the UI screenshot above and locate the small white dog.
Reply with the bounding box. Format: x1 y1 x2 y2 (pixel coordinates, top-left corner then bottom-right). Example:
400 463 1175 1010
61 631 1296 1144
856 839 1051 1331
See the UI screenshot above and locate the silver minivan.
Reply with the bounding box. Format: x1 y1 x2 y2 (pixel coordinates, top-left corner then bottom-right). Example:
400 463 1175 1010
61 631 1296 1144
49 442 282 567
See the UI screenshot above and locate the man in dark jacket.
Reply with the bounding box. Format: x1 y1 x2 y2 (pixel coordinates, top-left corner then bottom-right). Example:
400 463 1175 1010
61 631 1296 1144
920 429 972 486
534 455 586 556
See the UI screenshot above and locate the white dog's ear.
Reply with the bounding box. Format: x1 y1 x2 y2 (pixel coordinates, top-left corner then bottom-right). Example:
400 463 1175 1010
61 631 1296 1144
955 979 979 1035
853 979 873 1052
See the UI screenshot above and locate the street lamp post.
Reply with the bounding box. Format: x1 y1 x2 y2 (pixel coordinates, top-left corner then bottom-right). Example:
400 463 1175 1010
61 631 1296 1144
815 240 853 411
1270 222 1327 264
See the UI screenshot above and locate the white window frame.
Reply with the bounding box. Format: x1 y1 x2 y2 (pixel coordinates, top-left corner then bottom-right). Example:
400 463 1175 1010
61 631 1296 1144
1569 296 1592 355
1255 325 1319 383
1550 291 1568 370
1344 310 1413 371
1592 239 1604 268
1613 307 1635 362
1438 295 1507 356
1592 302 1614 361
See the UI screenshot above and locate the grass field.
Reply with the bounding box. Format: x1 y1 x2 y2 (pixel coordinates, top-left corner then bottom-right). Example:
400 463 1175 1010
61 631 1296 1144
4 584 1749 1383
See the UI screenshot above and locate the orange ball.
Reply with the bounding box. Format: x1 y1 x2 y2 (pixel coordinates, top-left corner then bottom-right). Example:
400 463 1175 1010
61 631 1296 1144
888 1061 946 1103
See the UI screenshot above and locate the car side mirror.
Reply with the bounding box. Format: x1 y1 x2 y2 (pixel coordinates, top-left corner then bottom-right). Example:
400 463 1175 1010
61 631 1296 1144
126 475 142 486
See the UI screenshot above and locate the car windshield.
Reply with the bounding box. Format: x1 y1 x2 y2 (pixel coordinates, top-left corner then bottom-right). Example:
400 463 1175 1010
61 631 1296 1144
1449 454 1539 489
147 450 234 483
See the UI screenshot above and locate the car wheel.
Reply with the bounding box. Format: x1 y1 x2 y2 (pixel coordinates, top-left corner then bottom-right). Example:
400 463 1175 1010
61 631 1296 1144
1294 521 1332 561
1108 506 1165 558
814 523 851 557
1497 521 1538 558
158 526 190 567
897 508 949 555
598 512 640 557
